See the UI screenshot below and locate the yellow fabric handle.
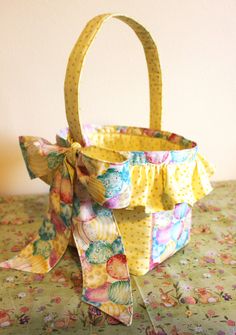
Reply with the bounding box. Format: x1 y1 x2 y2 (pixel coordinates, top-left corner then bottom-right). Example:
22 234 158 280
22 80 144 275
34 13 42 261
64 13 162 143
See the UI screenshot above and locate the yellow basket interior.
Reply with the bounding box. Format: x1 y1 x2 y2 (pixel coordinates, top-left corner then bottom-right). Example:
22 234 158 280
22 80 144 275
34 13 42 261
86 128 195 152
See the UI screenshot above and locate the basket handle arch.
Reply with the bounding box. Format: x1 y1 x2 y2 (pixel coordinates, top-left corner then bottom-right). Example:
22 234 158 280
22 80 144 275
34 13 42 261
64 13 162 144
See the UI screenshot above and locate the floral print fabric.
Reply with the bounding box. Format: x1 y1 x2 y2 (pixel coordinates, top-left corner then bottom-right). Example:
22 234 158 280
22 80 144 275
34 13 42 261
0 181 235 334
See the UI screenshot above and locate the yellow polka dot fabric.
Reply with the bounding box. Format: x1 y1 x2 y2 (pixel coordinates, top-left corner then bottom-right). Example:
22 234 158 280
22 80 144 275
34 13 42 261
114 208 153 276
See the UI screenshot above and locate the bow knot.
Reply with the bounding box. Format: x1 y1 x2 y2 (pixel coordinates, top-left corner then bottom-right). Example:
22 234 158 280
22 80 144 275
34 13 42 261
65 141 81 166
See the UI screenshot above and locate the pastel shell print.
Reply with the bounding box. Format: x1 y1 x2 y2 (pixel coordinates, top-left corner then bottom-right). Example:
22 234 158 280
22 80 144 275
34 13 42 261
174 203 191 220
59 203 72 228
104 183 131 208
83 264 108 289
111 237 124 254
152 243 166 260
81 215 117 244
39 219 56 241
74 220 91 248
92 203 112 217
130 152 147 165
176 229 190 249
108 281 131 305
170 150 191 163
85 241 113 264
101 302 126 317
33 239 52 259
153 210 173 228
155 223 172 244
106 254 129 280
158 240 176 263
170 220 185 241
84 282 111 303
145 151 170 164
97 169 122 198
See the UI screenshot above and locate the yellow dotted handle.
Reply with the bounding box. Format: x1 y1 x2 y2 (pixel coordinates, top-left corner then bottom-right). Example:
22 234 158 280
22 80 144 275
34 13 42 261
64 13 162 144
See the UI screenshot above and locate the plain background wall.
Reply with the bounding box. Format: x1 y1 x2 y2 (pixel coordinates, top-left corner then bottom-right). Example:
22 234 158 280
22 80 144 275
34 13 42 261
0 0 236 195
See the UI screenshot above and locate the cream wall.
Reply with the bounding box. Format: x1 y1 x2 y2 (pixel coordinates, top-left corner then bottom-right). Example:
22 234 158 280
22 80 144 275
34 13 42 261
0 0 235 195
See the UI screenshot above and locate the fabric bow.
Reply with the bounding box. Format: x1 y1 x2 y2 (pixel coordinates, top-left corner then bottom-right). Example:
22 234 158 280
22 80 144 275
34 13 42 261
0 134 133 326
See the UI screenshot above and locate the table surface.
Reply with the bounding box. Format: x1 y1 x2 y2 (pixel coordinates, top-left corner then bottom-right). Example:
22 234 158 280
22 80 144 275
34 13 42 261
0 181 235 335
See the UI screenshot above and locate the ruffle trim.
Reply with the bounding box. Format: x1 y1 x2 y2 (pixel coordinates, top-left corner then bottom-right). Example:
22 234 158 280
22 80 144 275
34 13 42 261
128 153 214 213
57 127 214 213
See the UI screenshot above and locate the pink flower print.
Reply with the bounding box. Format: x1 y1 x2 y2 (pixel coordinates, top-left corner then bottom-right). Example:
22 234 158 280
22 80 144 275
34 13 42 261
207 309 216 317
51 269 67 283
33 274 45 282
215 285 224 291
20 306 29 314
155 314 162 321
133 312 143 320
51 296 61 304
181 296 196 305
202 256 215 264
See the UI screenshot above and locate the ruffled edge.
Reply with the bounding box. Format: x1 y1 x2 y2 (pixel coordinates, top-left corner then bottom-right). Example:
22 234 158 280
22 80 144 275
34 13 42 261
127 153 214 213
56 126 214 212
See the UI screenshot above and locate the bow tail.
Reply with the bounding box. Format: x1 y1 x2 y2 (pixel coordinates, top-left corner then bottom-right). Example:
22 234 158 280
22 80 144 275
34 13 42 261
0 163 73 273
71 191 133 326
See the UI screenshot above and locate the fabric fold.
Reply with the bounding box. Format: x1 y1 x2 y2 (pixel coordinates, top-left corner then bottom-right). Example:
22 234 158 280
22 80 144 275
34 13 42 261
126 154 213 212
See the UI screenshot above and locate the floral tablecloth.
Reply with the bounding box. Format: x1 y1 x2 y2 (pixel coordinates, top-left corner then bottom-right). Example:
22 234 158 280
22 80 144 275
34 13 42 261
0 181 235 335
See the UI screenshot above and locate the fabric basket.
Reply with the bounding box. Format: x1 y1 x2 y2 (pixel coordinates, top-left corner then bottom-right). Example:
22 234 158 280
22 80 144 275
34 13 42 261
0 14 213 326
